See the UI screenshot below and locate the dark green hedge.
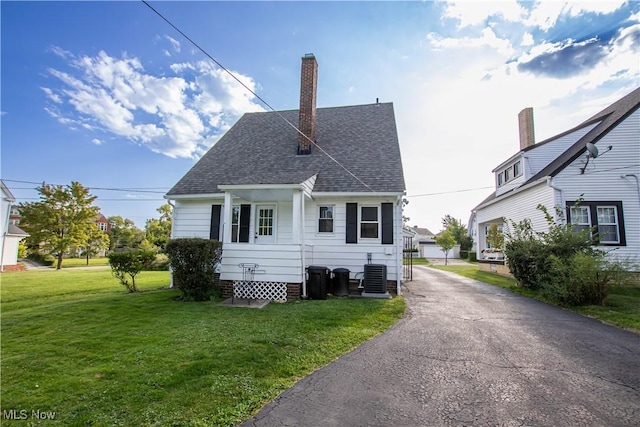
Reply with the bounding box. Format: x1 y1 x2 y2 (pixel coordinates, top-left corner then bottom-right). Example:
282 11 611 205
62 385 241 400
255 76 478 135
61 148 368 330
165 238 222 301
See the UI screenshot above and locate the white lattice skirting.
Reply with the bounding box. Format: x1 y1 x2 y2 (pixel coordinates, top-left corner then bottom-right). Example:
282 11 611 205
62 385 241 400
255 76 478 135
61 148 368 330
233 281 288 302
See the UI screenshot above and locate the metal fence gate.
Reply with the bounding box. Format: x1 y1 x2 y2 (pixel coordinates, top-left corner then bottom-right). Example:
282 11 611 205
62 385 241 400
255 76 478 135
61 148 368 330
403 235 413 281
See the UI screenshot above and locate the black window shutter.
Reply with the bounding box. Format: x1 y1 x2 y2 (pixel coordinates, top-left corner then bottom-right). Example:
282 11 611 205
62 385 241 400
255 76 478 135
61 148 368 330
346 203 358 244
239 204 251 243
210 205 222 240
381 203 394 244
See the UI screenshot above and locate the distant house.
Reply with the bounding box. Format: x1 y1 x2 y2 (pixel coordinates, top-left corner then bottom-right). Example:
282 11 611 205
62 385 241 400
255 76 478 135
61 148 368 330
166 55 406 300
96 213 111 233
471 88 640 271
1 180 29 271
403 225 452 258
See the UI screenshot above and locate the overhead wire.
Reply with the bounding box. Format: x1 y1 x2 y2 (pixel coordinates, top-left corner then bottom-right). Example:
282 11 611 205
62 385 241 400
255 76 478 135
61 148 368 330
140 0 376 193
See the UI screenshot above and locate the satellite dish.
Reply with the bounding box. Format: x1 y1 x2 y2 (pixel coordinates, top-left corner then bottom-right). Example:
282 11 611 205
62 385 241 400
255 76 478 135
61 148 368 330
585 142 599 158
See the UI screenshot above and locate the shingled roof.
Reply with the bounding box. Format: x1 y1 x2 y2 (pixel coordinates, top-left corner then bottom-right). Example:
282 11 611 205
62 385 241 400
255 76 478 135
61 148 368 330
474 87 640 209
167 102 405 196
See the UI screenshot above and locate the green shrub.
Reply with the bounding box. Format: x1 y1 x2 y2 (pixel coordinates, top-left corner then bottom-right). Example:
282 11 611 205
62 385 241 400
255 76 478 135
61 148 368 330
149 253 170 271
460 250 469 259
505 238 548 290
165 238 222 301
108 250 156 293
468 252 477 262
504 201 632 305
544 252 624 306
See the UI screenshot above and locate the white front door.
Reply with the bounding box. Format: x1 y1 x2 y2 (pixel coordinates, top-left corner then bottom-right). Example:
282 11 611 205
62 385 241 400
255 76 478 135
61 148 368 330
255 205 276 244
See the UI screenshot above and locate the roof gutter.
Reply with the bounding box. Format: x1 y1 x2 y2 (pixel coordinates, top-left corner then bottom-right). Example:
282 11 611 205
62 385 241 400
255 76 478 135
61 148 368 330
475 178 548 210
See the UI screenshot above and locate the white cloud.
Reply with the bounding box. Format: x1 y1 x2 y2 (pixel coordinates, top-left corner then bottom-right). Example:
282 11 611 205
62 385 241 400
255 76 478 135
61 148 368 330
427 26 514 56
44 49 265 159
41 87 62 103
443 1 629 31
164 35 181 53
91 138 102 145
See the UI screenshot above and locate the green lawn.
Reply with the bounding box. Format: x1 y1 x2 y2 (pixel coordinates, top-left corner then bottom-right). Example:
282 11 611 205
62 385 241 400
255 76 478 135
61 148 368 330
431 265 640 333
1 269 405 426
59 257 110 268
403 256 429 265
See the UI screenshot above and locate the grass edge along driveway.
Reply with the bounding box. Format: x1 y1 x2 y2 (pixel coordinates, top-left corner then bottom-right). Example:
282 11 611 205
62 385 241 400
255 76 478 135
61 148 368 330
1 269 405 427
431 265 640 334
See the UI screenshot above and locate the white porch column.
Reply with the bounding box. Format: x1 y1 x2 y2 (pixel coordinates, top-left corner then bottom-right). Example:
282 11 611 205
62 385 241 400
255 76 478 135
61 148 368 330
223 192 232 244
292 190 302 244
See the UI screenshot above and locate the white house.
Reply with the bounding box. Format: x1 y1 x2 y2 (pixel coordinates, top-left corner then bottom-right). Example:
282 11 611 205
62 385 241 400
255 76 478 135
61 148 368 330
1 180 29 271
165 55 406 300
471 88 640 271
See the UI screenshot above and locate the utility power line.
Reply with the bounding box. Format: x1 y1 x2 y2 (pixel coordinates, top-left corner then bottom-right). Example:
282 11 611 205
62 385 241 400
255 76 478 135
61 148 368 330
141 0 376 193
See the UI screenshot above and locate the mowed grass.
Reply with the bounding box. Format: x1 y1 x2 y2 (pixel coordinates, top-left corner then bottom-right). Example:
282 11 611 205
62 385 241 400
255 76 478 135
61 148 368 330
431 265 640 333
59 257 110 268
1 269 405 426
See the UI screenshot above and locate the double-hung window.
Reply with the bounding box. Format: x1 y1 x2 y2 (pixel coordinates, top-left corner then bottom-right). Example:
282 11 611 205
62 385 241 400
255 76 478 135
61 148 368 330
597 206 620 244
231 206 241 242
569 206 591 234
360 206 379 239
318 206 334 233
567 201 625 246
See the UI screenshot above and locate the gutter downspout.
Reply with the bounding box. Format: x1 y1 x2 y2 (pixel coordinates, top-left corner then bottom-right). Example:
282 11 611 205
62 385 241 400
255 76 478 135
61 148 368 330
622 174 640 203
546 177 564 223
301 193 307 298
396 195 403 296
167 199 176 288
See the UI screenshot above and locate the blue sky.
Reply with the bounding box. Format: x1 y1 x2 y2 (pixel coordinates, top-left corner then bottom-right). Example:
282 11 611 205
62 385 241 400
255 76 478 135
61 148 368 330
2 1 639 232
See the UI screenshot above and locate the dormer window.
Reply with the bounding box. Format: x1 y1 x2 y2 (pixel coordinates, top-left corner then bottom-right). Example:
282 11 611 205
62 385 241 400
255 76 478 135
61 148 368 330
497 160 522 187
513 161 521 177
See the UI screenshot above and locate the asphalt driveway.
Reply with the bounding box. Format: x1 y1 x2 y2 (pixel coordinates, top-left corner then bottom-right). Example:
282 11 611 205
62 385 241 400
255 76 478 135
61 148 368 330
240 265 640 426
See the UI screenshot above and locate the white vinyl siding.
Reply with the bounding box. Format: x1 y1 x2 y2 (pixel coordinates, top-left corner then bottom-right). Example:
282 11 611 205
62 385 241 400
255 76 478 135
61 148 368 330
554 108 639 260
170 195 403 285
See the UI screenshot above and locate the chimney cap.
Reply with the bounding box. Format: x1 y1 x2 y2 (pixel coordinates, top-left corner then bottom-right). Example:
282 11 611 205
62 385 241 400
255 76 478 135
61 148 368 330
303 53 315 58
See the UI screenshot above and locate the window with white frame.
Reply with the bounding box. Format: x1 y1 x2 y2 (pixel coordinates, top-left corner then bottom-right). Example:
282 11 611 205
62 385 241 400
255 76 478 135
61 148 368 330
597 206 620 244
513 161 521 177
569 206 591 233
360 206 379 239
567 201 625 246
318 206 334 233
231 206 240 242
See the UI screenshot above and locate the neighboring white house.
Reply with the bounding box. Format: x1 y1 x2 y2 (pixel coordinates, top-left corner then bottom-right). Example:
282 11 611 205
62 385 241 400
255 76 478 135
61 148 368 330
165 54 406 299
1 180 29 271
471 88 640 270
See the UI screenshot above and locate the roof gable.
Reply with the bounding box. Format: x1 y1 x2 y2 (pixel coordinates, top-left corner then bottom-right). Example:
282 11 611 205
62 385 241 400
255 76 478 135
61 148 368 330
167 103 405 196
527 87 640 182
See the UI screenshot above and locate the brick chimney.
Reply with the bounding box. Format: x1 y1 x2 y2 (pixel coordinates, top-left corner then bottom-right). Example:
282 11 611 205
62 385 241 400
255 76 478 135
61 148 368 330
518 107 535 150
297 54 318 155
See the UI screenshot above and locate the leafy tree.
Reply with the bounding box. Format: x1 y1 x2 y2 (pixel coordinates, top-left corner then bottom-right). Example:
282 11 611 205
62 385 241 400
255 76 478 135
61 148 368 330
401 198 410 226
108 251 155 293
18 182 100 270
144 203 172 250
80 224 110 264
486 224 504 251
442 215 473 250
435 230 456 265
108 216 144 250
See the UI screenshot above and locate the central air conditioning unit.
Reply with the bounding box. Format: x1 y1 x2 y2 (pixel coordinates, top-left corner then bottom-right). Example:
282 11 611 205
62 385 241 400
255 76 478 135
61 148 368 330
363 264 389 298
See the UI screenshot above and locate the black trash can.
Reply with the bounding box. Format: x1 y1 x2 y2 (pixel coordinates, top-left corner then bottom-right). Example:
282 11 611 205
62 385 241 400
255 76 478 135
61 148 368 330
307 266 330 300
332 268 350 296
